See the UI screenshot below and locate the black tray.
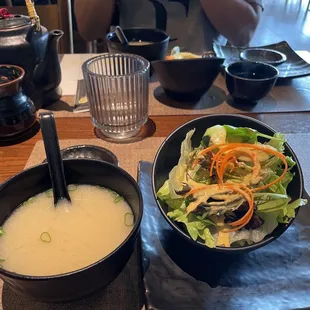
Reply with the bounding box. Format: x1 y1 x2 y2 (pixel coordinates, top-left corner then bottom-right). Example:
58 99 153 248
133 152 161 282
213 41 310 79
139 159 310 310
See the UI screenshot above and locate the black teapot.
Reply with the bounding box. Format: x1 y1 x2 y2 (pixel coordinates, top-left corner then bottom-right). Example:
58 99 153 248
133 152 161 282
0 14 63 110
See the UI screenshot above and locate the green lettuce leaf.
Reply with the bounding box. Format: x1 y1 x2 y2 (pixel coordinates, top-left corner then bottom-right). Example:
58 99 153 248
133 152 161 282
157 180 170 201
168 129 195 199
203 125 227 145
167 209 185 221
223 125 285 145
203 228 216 248
157 180 184 209
167 211 215 246
266 132 285 152
257 198 290 212
223 125 258 144
279 198 308 223
257 196 307 223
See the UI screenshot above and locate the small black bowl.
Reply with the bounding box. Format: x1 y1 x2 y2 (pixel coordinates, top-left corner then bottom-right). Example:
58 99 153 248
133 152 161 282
240 48 287 66
152 57 225 102
60 145 118 166
152 114 305 254
106 28 170 62
225 61 279 105
0 159 142 302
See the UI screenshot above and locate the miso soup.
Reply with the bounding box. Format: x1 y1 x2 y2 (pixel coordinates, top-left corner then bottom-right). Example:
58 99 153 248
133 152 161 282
128 40 153 46
0 185 134 276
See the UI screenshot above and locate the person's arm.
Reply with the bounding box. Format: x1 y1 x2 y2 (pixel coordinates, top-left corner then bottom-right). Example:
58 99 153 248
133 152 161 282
74 0 116 41
200 0 263 47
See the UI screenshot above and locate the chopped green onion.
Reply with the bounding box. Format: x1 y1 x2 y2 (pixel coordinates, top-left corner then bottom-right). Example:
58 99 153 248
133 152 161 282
0 258 5 268
45 189 53 198
24 197 36 205
124 212 134 226
107 189 118 197
40 232 51 243
68 184 77 191
0 227 5 236
114 195 124 203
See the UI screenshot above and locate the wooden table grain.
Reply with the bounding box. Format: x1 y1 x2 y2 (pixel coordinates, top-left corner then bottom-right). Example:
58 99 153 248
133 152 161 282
0 99 310 184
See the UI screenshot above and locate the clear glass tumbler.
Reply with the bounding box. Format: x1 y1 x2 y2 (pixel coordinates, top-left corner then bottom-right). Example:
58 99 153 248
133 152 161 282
82 53 150 139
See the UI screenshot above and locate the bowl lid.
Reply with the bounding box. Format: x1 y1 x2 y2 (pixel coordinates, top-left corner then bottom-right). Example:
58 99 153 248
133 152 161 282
0 15 31 30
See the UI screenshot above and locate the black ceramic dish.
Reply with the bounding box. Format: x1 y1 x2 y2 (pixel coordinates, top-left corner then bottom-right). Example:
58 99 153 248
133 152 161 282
0 159 143 302
213 41 310 79
106 28 170 62
42 145 119 166
0 64 37 138
152 114 304 253
239 48 287 66
151 57 225 101
225 61 279 105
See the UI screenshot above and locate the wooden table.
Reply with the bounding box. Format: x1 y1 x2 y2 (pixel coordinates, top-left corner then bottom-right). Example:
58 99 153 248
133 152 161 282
1 112 310 184
1 54 310 310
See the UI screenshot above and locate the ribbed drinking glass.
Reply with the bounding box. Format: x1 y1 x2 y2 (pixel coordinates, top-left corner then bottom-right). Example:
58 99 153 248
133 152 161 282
82 53 150 139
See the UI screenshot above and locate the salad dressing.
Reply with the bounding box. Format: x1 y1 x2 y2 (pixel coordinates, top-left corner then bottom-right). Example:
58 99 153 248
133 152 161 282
217 232 230 247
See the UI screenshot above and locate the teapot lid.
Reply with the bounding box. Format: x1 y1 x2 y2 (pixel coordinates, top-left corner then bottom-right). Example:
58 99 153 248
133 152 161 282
0 15 31 30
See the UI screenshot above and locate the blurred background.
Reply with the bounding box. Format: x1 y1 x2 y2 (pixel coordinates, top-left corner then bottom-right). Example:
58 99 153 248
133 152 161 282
0 0 309 54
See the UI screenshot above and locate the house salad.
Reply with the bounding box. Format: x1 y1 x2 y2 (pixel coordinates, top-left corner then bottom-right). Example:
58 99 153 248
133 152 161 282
157 125 307 248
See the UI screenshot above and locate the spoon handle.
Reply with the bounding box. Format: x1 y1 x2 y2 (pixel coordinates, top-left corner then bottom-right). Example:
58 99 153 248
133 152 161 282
39 112 71 205
115 26 129 45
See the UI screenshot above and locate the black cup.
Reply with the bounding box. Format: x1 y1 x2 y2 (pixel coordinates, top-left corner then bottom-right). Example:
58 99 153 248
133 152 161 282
106 28 170 62
225 61 279 105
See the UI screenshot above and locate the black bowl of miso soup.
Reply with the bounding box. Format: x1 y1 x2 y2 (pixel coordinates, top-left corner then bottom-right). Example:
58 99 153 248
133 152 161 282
106 28 170 62
0 159 142 302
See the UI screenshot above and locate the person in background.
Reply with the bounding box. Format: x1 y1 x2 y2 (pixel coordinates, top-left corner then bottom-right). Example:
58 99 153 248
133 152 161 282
0 0 56 5
75 0 264 53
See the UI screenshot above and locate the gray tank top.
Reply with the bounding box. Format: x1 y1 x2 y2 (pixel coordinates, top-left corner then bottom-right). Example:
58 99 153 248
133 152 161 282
119 0 263 53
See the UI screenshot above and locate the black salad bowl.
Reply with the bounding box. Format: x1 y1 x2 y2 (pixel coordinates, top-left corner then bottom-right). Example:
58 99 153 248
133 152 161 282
152 114 305 253
0 159 143 302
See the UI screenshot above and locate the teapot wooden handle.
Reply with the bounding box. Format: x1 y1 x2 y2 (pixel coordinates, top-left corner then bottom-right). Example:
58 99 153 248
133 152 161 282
25 0 40 31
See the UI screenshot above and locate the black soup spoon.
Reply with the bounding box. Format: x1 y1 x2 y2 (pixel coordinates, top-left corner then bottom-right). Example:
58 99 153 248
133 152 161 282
39 112 71 206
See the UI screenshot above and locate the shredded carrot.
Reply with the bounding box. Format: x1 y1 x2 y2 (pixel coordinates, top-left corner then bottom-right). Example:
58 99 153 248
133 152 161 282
223 184 254 228
218 152 236 184
199 142 287 192
198 144 226 157
184 142 288 233
217 148 260 185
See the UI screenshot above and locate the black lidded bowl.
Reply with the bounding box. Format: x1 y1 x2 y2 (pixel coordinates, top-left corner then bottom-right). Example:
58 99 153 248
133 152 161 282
152 114 304 253
59 145 119 166
106 28 170 62
0 159 143 302
151 57 225 102
239 48 287 66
